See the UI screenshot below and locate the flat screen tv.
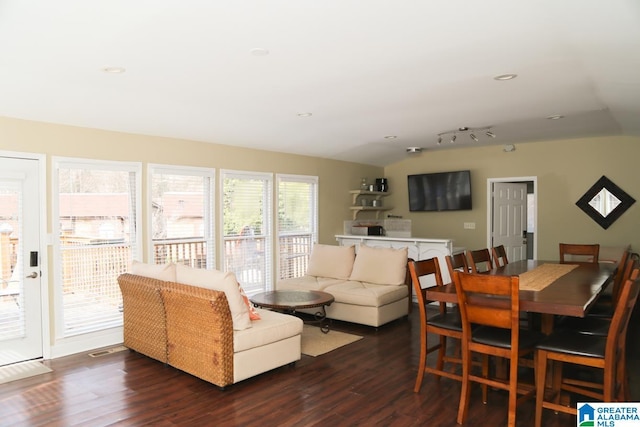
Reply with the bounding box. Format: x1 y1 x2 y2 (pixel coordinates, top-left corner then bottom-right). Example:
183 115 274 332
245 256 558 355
407 170 472 211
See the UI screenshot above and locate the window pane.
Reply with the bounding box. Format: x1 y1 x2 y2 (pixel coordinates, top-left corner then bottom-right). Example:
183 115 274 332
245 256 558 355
0 182 24 339
222 171 272 294
150 167 214 269
56 163 140 337
277 175 318 280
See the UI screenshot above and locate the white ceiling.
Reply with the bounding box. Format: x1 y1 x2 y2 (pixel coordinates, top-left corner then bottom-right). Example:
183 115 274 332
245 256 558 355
1 1 639 166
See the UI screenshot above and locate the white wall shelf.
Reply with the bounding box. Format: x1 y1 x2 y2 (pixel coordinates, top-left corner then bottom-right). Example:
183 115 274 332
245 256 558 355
349 190 392 220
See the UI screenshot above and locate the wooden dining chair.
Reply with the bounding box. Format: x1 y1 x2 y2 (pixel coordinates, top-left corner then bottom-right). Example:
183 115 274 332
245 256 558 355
534 275 640 426
466 248 493 273
446 252 469 279
587 251 638 318
408 258 463 392
557 266 639 402
560 260 639 334
559 243 600 264
453 271 543 427
491 245 509 268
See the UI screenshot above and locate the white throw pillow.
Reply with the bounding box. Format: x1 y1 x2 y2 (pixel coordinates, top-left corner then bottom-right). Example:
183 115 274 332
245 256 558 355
175 264 252 330
349 245 408 286
131 261 177 282
306 244 356 279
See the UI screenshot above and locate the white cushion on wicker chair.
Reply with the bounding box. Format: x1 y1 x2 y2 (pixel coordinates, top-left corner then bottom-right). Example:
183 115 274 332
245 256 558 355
176 264 251 331
131 261 176 282
234 308 302 352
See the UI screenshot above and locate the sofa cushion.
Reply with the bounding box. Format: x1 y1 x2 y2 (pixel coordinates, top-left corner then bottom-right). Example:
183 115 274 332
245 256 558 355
324 280 409 307
233 309 302 353
175 264 252 330
278 275 346 291
306 244 355 280
349 245 408 286
131 261 176 282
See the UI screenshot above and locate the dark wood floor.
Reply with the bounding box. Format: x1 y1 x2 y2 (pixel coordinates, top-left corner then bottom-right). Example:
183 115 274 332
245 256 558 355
2 307 638 427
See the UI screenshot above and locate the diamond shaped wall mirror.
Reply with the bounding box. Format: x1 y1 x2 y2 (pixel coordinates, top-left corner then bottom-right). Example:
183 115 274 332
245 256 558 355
576 176 636 229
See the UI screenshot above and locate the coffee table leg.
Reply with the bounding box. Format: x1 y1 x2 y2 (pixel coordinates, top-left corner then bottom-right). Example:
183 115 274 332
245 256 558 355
313 305 330 334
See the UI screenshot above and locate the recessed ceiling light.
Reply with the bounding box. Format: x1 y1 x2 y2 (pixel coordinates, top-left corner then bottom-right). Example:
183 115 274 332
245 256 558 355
250 48 270 56
102 67 126 74
546 114 565 120
297 112 312 117
406 147 422 154
493 73 518 81
384 135 397 139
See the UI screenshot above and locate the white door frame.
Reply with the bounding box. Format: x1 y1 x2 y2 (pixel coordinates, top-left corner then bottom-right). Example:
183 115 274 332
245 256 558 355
487 176 538 260
0 150 50 360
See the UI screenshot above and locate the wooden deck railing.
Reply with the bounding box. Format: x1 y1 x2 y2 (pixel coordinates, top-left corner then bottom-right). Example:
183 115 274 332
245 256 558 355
60 237 130 303
153 238 209 268
3 233 314 295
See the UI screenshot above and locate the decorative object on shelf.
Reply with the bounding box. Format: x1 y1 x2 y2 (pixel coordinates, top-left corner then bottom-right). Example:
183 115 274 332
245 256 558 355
360 177 368 190
375 178 388 192
575 175 636 229
436 126 496 145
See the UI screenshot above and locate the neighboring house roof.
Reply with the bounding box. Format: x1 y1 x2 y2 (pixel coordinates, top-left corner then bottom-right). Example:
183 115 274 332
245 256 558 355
157 193 203 219
58 193 129 217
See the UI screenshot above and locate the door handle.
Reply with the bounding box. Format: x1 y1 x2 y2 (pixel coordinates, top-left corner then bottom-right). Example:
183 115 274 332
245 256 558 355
26 272 38 279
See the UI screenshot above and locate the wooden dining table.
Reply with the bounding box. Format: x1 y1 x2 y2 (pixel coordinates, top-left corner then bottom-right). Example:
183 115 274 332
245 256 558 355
427 259 617 333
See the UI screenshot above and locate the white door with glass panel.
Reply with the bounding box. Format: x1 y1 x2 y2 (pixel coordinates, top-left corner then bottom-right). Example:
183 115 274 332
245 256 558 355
492 182 527 262
0 157 42 366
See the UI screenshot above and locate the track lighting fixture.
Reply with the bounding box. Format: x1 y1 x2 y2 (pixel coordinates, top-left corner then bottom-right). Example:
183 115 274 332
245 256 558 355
436 126 496 145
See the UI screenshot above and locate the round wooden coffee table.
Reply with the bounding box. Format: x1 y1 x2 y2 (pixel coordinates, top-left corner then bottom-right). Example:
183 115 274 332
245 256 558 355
250 290 334 333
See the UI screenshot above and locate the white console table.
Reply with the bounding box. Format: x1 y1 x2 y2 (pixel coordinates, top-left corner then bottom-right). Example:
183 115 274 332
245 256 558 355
335 235 463 294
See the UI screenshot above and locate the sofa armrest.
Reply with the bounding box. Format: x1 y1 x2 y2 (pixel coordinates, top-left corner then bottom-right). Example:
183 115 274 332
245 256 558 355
118 273 168 362
161 286 235 388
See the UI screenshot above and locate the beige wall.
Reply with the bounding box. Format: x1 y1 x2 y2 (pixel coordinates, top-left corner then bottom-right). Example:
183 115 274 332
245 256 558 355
383 136 640 260
0 116 382 250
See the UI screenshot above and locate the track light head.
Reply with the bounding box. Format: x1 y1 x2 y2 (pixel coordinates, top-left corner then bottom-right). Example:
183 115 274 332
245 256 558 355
435 126 496 145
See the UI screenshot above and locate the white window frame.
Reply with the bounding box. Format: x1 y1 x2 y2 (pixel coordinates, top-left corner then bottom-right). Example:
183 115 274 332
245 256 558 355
52 157 141 344
220 169 273 293
147 164 215 269
276 174 318 280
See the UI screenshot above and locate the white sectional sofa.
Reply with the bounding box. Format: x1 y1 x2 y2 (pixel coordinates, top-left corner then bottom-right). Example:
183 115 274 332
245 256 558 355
277 244 410 327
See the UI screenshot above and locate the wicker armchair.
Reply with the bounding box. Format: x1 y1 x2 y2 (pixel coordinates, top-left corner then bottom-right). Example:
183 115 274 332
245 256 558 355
118 272 301 389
